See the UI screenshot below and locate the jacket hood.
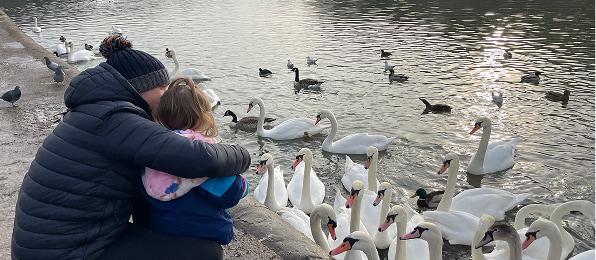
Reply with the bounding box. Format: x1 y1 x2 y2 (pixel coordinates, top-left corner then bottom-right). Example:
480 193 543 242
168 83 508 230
64 62 151 113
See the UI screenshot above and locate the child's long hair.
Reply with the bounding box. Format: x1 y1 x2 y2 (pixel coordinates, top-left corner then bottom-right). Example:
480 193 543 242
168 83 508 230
155 77 218 137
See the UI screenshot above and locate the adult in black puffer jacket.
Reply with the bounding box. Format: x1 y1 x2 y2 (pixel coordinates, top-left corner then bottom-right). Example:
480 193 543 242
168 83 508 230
11 36 251 260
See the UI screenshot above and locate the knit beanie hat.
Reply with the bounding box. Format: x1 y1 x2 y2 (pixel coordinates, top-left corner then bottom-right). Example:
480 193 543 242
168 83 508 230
99 36 170 93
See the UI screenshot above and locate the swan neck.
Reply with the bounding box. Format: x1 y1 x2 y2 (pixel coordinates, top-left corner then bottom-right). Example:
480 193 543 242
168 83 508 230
471 124 491 172
309 212 329 251
506 232 523 260
299 157 313 209
551 201 595 228
264 163 277 210
546 230 563 260
350 193 362 233
172 53 180 75
471 221 487 260
255 100 266 136
394 216 407 260
368 155 378 192
323 114 338 149
379 190 393 230
514 204 553 229
361 241 380 260
437 157 459 211
428 236 444 260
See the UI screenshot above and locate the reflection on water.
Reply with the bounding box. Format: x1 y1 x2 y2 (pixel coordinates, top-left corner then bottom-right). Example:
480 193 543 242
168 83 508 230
4 0 594 257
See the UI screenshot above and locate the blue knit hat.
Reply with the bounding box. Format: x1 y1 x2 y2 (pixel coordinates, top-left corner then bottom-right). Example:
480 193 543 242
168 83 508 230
99 36 170 93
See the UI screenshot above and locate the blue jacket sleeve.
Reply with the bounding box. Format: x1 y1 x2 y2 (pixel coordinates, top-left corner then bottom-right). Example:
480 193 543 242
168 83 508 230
100 111 251 179
193 175 248 209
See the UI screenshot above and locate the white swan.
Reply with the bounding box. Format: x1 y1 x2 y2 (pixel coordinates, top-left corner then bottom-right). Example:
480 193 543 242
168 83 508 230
196 83 220 109
468 117 520 175
247 98 327 140
287 148 325 214
278 204 338 251
165 48 211 82
32 17 42 33
342 147 381 192
330 231 380 260
471 215 498 260
67 42 98 64
371 182 398 249
253 153 288 211
522 218 564 260
53 37 68 57
330 186 367 260
315 110 394 154
400 222 444 260
346 180 383 242
382 205 430 260
438 153 532 220
570 250 596 260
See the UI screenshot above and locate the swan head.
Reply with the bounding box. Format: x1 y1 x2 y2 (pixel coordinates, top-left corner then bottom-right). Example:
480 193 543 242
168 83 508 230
247 97 263 113
470 117 492 135
373 182 392 206
346 180 365 209
522 218 558 249
329 231 371 256
379 205 406 232
476 222 514 249
438 153 459 175
165 48 176 59
290 148 313 170
400 222 441 242
315 110 333 125
256 153 274 175
363 146 378 169
313 204 338 240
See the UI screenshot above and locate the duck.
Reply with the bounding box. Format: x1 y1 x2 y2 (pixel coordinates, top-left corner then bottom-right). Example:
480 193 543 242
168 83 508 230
491 92 503 108
399 222 444 260
259 68 273 77
371 182 399 249
287 148 325 214
247 97 327 140
53 36 69 57
388 69 408 83
306 56 318 65
419 98 451 114
223 110 275 131
383 60 395 72
381 205 431 260
32 17 42 33
329 187 367 260
291 68 324 90
287 59 294 69
165 48 211 82
342 146 381 192
468 117 520 175
380 50 392 58
253 153 288 211
437 153 532 220
545 90 570 103
67 42 99 64
315 110 394 154
503 50 512 59
410 188 444 209
329 231 380 260
520 71 541 84
278 204 338 251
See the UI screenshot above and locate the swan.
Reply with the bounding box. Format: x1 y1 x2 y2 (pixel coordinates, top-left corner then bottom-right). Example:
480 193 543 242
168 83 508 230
513 203 559 230
223 110 275 131
570 250 596 260
383 60 395 72
410 188 444 209
475 222 524 260
342 146 381 192
287 59 294 69
315 110 394 154
330 187 367 260
346 180 380 237
382 205 430 260
438 153 532 220
165 48 211 82
247 97 327 140
400 222 444 260
253 153 288 211
380 50 392 58
330 231 380 260
291 68 324 90
468 117 520 175
388 69 408 83
306 56 318 65
53 37 68 57
259 68 273 77
520 71 541 84
198 85 220 109
32 17 42 33
287 148 325 214
492 92 503 108
372 182 398 249
503 50 512 59
522 218 564 260
471 215 498 260
278 204 338 250
67 42 99 64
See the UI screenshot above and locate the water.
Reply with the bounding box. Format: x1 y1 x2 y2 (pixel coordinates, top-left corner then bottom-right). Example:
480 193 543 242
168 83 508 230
4 0 595 258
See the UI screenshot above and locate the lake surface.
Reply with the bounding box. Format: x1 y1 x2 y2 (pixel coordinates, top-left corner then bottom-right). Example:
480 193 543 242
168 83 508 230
4 0 595 258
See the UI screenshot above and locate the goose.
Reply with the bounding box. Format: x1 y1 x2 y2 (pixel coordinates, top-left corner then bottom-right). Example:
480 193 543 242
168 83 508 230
111 25 123 36
287 148 325 214
329 231 380 260
410 188 444 209
437 153 532 220
291 68 324 90
253 153 288 211
329 187 367 260
520 71 541 84
259 68 273 77
247 97 327 140
388 69 408 83
223 110 275 131
278 204 338 251
67 42 99 64
419 98 451 114
474 222 523 260
545 90 570 103
380 50 392 58
372 182 398 249
287 59 294 69
468 117 520 175
383 60 395 72
400 222 444 260
471 215 498 260
492 92 503 108
522 218 564 260
306 56 318 65
381 205 431 260
32 17 42 33
503 50 512 59
53 37 68 57
165 48 211 82
342 146 381 192
315 110 394 154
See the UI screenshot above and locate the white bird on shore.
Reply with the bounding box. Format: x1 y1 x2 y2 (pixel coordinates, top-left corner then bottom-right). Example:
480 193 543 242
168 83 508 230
32 17 42 33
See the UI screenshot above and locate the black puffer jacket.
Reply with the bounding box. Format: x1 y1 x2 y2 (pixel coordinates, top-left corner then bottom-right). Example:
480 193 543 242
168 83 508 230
11 63 251 259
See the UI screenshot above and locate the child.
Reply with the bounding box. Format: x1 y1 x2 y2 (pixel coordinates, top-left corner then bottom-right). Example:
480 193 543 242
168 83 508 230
141 77 249 245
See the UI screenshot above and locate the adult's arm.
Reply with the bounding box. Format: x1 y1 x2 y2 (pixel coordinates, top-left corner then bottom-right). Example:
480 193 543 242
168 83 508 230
101 111 251 178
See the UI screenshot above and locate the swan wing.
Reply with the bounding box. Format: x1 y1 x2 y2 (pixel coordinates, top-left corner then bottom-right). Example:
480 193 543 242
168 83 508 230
451 188 532 220
333 188 347 213
278 207 313 241
483 137 520 173
328 133 394 154
181 68 211 81
422 210 480 245
360 190 383 235
388 236 430 260
202 89 220 108
273 166 289 207
342 156 368 191
263 118 326 140
253 172 269 204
